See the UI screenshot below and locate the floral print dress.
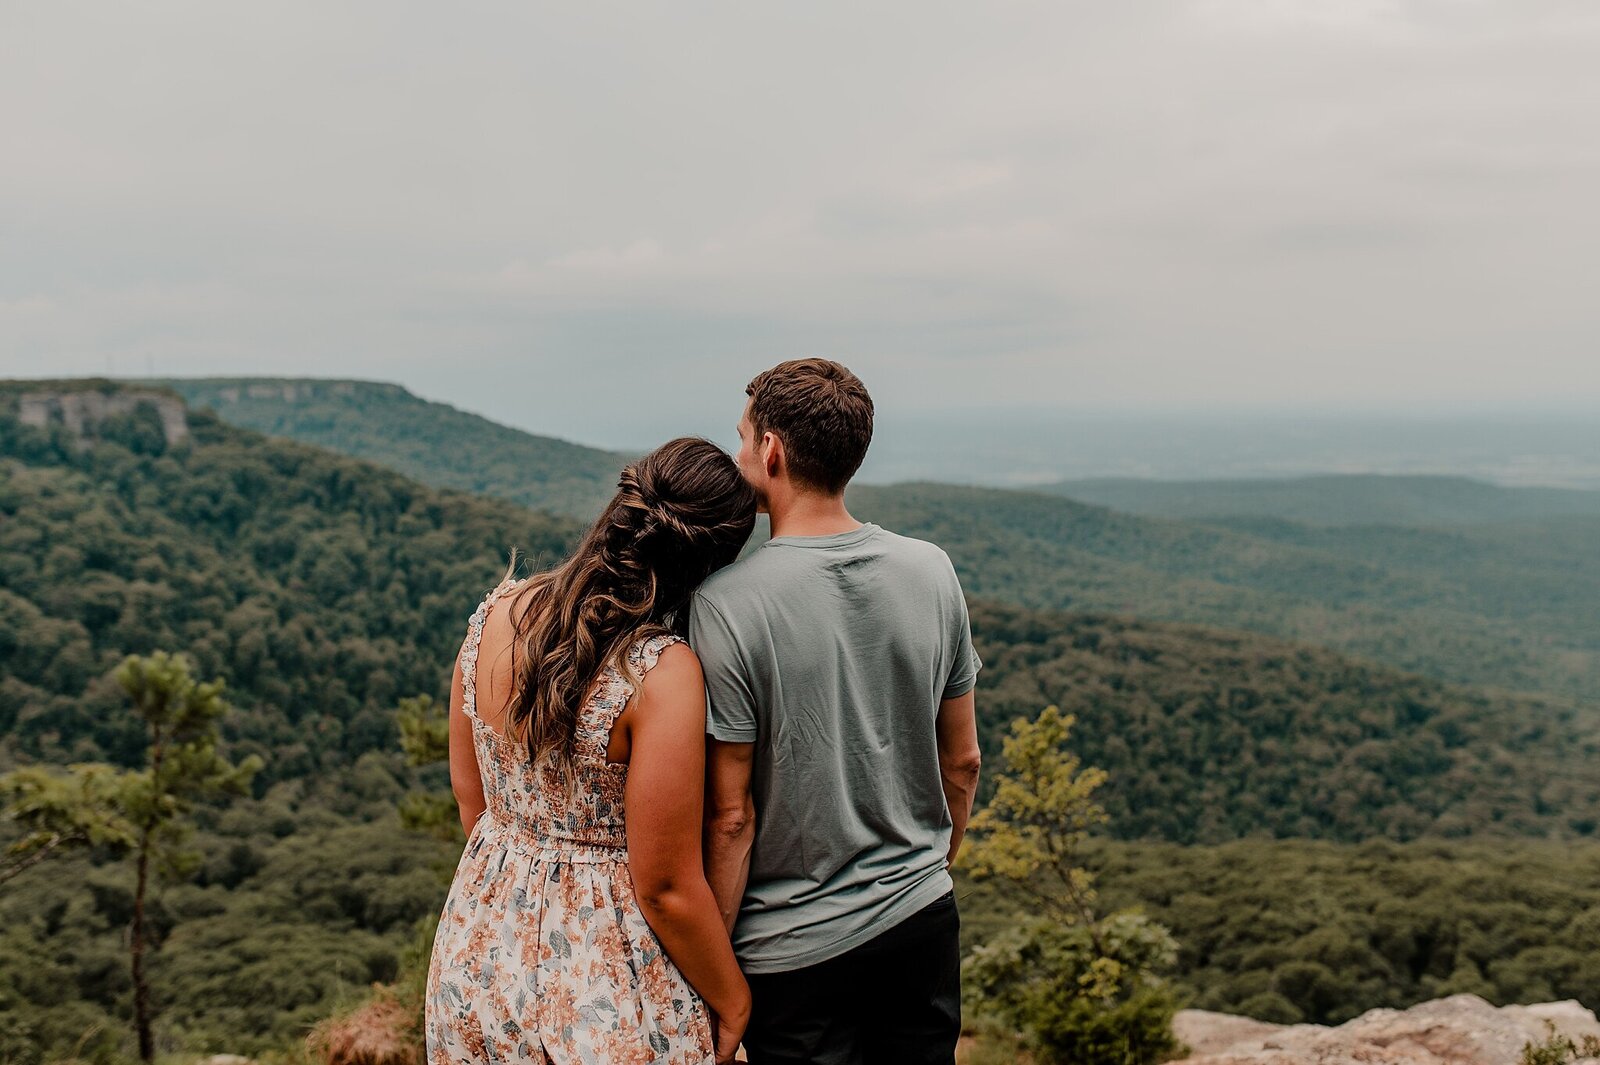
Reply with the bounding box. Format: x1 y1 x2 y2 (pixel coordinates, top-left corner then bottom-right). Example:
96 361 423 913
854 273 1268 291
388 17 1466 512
425 579 714 1064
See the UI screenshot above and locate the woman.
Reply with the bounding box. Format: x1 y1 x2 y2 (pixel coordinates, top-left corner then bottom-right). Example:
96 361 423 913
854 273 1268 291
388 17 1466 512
426 437 757 1065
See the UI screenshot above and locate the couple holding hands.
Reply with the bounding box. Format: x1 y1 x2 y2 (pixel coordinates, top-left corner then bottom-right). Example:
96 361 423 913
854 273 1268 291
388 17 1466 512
426 359 983 1065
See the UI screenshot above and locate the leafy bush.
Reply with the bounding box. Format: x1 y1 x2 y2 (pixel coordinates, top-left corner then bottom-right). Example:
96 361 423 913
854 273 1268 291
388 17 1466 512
966 913 1184 1065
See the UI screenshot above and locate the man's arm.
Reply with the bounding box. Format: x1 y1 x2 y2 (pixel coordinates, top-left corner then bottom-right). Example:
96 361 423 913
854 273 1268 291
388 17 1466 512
703 739 756 934
935 689 982 867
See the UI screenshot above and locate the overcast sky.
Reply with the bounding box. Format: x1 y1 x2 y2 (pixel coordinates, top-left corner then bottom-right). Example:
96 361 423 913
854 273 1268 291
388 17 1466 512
4 1 1598 448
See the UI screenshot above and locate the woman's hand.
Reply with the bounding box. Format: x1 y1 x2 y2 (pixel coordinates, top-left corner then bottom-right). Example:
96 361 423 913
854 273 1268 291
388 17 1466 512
713 1002 749 1064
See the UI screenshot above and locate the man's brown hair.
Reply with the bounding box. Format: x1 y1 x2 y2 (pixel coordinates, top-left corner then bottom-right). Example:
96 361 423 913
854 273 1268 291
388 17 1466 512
745 358 874 495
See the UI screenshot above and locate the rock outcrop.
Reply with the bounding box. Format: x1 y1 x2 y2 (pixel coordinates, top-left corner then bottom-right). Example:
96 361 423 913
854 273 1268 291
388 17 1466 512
205 380 381 404
16 388 189 447
1170 993 1600 1065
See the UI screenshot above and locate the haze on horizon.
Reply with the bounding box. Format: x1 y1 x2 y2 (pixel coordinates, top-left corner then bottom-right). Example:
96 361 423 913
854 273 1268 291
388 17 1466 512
4 1 1600 452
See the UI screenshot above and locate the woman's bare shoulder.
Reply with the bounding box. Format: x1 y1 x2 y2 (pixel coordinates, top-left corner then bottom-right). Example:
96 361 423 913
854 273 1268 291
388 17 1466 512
640 639 702 686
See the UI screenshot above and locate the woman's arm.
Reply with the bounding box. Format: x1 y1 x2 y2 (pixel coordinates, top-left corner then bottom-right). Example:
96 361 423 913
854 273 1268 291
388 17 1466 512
448 651 486 836
623 643 752 1037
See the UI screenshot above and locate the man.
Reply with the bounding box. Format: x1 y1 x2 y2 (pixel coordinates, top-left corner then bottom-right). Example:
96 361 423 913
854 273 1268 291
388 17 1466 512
690 358 984 1065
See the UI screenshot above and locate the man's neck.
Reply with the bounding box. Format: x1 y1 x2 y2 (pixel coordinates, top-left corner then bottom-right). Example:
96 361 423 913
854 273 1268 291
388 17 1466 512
766 490 863 540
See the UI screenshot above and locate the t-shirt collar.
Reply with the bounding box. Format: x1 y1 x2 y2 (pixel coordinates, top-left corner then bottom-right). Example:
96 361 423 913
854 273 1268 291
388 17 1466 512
763 522 881 550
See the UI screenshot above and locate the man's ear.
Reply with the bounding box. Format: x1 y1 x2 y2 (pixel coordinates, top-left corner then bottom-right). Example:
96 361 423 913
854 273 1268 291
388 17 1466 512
761 432 784 480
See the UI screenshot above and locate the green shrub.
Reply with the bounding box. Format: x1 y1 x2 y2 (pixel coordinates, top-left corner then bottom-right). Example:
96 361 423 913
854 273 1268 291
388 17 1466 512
966 912 1185 1065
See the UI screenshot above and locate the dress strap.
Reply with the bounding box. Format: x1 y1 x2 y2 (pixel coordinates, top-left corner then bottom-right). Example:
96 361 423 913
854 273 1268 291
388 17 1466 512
459 577 520 724
578 633 685 759
627 633 684 681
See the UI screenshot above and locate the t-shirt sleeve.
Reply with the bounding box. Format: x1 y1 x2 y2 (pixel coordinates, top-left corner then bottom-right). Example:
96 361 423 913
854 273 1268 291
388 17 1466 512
688 592 760 743
942 557 982 700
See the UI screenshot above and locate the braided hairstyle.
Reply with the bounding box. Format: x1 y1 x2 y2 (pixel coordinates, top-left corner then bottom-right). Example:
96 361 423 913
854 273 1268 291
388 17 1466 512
503 437 757 779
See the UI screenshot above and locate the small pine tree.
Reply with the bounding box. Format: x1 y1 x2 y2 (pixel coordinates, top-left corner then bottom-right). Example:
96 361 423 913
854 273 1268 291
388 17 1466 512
115 651 261 1063
0 762 139 884
962 705 1185 1065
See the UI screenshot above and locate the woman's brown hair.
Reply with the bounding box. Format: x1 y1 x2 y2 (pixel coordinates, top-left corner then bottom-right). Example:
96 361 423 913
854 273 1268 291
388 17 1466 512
502 437 756 780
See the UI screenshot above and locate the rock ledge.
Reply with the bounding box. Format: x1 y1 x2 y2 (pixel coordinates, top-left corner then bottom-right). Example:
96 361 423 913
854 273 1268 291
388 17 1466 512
1169 993 1600 1065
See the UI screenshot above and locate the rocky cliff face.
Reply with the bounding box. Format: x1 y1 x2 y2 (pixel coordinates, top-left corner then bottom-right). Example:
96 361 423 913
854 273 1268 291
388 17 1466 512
1170 993 1600 1065
15 388 189 447
196 379 401 405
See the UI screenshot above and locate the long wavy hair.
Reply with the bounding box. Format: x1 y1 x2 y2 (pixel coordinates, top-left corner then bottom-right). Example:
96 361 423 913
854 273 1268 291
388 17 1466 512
502 437 756 779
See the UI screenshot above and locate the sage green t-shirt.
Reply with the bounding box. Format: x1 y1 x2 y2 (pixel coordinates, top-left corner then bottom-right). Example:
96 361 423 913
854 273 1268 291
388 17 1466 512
688 522 981 974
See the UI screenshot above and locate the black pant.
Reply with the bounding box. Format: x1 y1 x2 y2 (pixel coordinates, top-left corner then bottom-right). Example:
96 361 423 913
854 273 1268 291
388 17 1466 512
742 891 961 1065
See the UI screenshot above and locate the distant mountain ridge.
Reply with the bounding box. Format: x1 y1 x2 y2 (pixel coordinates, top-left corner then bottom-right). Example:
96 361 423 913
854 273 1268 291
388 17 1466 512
1048 473 1600 527
134 376 1600 703
158 377 630 519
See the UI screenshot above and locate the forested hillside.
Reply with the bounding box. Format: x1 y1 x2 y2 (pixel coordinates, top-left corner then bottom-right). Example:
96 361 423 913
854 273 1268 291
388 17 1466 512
970 602 1600 844
855 483 1600 702
1047 474 1600 527
160 377 629 519
0 758 457 1059
0 381 580 779
157 376 1600 703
